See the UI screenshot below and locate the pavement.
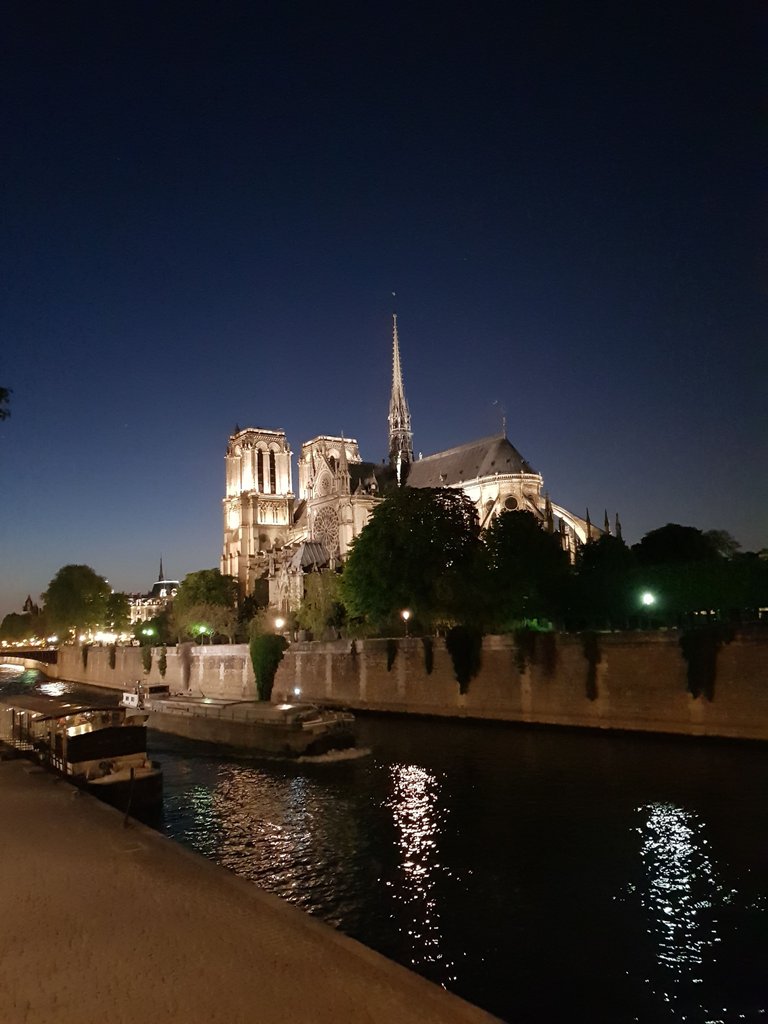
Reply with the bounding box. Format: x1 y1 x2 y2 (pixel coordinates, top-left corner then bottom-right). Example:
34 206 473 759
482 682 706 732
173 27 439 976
0 758 503 1024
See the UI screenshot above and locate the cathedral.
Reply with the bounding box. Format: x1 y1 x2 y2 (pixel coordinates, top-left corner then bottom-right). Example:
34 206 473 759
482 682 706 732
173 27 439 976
221 316 606 610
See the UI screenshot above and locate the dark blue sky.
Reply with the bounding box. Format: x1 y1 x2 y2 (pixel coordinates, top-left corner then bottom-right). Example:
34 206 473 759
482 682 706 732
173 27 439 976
1 1 766 618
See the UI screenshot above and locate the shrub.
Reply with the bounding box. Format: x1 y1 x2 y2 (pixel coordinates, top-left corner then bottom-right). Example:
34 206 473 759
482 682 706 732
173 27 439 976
141 645 152 675
81 645 89 670
108 644 116 670
158 645 167 679
249 634 288 701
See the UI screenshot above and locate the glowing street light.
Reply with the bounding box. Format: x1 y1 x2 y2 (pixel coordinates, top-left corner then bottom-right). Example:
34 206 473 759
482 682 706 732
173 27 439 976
274 617 286 632
401 609 411 637
641 591 656 607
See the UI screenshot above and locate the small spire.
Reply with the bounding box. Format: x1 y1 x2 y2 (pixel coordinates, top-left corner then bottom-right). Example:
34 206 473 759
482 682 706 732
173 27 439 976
158 556 164 581
585 508 592 542
604 509 610 535
336 439 350 494
615 513 622 541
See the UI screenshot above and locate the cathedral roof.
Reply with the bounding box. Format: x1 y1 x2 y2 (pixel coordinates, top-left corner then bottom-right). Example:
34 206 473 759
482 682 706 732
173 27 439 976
289 541 330 571
406 434 537 489
350 461 398 496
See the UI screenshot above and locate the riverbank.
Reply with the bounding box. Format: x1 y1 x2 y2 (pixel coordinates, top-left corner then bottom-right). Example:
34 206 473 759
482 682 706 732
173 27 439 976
56 628 768 742
0 756 500 1024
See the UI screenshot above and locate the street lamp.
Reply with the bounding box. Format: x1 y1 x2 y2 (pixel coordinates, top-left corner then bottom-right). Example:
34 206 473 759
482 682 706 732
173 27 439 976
274 616 286 632
401 609 411 637
641 592 655 607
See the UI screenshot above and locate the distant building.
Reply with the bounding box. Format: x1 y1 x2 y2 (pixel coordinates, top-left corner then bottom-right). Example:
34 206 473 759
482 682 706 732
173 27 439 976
128 560 180 625
221 316 610 609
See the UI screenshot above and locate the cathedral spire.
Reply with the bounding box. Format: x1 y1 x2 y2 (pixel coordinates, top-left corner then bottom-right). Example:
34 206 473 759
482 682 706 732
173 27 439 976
158 556 164 581
388 313 413 484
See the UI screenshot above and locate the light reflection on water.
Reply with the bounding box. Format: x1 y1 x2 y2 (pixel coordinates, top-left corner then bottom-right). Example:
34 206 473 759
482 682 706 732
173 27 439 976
387 764 457 984
633 803 737 1021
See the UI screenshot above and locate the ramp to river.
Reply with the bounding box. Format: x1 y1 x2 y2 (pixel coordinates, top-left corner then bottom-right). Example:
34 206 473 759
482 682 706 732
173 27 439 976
0 758 500 1024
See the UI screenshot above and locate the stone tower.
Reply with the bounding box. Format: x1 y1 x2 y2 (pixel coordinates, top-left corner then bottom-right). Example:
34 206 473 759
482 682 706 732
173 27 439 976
221 427 294 595
388 313 413 484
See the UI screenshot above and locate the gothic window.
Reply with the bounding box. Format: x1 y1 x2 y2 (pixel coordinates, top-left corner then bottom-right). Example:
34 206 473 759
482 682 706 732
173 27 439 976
504 496 518 511
314 507 340 553
269 450 276 493
257 451 264 492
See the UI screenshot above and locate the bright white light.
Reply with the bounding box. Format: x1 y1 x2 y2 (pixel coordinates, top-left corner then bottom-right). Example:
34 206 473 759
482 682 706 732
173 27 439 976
641 592 656 606
94 631 117 643
275 617 286 630
401 609 411 622
293 686 301 697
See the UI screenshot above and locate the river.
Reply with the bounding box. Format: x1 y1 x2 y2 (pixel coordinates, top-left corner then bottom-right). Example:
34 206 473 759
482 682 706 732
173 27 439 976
4 668 767 1023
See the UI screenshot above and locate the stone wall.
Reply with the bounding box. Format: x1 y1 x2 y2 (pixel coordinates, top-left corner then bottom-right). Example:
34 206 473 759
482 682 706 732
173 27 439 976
57 643 256 700
274 629 768 741
56 630 768 741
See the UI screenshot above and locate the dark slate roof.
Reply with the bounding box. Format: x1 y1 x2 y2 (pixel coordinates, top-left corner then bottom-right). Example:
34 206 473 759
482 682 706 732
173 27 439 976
406 434 537 489
289 541 330 571
350 461 399 497
150 580 179 598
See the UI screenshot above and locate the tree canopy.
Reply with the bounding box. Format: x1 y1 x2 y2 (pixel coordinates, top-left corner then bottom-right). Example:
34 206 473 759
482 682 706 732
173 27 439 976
633 524 719 565
105 592 130 630
42 564 111 634
483 511 571 629
174 569 238 614
171 602 238 643
0 612 37 642
340 487 483 630
0 387 11 421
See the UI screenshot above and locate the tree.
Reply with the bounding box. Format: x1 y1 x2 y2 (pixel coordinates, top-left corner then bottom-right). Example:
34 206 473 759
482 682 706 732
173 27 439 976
0 612 35 642
42 564 111 634
0 387 11 421
105 591 130 630
171 602 238 644
571 534 637 629
296 570 344 638
340 487 484 630
633 524 719 565
174 569 238 615
703 530 741 559
483 511 571 630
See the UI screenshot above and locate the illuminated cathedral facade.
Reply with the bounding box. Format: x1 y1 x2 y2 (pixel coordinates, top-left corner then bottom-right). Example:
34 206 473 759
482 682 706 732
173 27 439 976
221 316 608 609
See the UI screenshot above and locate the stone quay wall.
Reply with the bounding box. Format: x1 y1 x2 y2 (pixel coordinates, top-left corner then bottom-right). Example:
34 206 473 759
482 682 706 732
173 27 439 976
56 630 768 741
57 642 255 700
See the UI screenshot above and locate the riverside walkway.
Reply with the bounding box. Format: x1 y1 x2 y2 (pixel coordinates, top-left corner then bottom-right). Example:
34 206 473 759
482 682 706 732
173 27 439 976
0 758 501 1024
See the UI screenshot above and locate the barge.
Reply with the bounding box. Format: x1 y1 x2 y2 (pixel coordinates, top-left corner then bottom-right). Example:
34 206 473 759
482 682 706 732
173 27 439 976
0 695 162 814
138 694 355 757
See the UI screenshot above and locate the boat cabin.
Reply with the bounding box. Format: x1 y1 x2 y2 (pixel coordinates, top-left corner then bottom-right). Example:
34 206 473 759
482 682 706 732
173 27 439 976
0 696 151 780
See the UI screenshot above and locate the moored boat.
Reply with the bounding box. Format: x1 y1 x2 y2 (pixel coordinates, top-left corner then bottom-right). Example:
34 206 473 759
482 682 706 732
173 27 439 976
144 694 355 757
0 695 162 815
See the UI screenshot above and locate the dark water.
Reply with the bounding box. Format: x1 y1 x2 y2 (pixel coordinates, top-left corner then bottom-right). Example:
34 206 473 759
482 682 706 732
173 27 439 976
4 668 768 1023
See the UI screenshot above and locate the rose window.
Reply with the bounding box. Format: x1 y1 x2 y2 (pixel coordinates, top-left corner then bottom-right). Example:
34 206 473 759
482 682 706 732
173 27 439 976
314 507 340 553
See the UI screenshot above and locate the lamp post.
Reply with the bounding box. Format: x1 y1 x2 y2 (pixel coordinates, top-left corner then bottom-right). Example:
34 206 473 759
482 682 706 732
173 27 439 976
274 616 286 633
401 609 411 637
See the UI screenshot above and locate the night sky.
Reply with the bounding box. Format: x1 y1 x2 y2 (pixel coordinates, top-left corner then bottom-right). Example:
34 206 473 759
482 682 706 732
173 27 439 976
1 1 765 618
